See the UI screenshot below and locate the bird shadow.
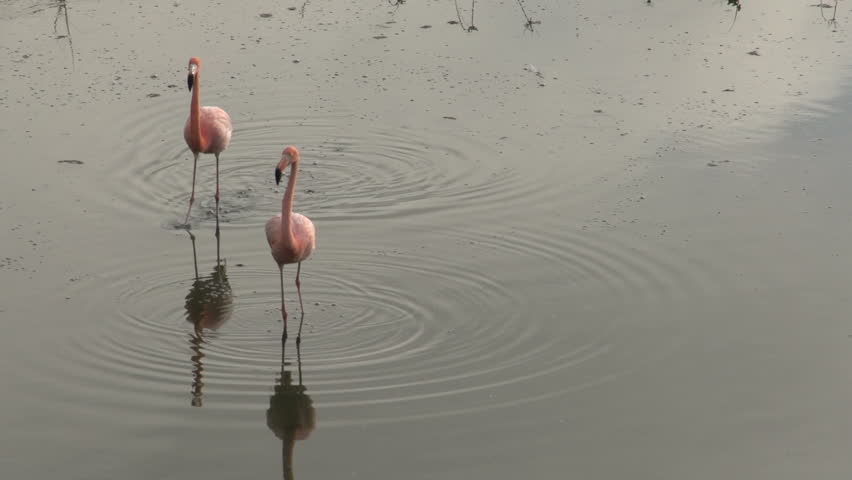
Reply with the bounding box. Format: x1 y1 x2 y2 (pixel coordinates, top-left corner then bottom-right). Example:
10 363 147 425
267 342 316 480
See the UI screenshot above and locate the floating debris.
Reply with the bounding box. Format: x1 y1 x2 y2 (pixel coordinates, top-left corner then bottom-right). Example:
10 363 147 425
147 93 161 98
57 160 84 165
524 64 542 76
259 13 272 18
707 160 731 167
443 116 457 120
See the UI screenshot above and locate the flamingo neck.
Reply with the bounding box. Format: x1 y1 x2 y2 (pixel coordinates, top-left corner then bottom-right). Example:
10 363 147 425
282 437 295 480
280 161 298 247
189 73 204 151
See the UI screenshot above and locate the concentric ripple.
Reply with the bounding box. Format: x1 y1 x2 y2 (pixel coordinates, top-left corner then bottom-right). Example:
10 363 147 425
37 222 727 427
93 92 535 229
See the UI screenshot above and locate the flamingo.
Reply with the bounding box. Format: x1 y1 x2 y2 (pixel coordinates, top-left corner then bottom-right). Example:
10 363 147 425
184 57 233 235
266 146 316 345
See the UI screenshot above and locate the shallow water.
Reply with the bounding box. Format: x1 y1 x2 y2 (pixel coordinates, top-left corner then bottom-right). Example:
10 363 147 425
3 1 852 478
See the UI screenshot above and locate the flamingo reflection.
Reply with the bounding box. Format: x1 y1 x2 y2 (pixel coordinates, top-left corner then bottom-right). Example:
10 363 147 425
267 343 316 479
185 231 233 407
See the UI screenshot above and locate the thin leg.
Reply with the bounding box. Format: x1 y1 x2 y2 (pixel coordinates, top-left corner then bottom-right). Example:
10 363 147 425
280 265 288 344
296 341 302 385
295 262 305 345
184 152 199 226
215 228 221 266
280 338 286 377
214 153 220 238
188 229 199 280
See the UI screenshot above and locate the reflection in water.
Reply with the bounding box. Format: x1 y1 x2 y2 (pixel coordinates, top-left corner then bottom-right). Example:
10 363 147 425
184 231 233 407
185 231 232 333
267 344 315 480
188 333 205 407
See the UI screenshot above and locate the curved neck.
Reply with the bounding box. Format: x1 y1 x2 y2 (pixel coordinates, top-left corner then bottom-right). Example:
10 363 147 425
280 161 298 246
189 72 204 150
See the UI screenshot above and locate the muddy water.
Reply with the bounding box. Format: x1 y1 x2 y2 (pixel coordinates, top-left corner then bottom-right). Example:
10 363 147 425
3 0 852 478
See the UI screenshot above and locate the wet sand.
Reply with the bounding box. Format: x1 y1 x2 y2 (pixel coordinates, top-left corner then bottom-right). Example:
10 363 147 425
2 1 852 478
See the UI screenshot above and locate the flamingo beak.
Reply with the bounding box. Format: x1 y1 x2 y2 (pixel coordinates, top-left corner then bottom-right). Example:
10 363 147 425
187 73 194 91
275 167 282 185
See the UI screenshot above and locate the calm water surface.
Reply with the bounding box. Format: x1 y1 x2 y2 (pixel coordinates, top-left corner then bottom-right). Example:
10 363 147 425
3 1 852 478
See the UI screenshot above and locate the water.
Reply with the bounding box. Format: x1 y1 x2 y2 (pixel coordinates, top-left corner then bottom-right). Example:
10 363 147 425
3 1 852 478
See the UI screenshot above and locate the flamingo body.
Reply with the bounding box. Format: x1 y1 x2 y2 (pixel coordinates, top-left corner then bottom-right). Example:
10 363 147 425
184 106 232 155
266 213 316 267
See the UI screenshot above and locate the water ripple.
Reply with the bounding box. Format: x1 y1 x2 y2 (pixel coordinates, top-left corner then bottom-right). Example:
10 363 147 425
94 93 530 229
40 224 726 426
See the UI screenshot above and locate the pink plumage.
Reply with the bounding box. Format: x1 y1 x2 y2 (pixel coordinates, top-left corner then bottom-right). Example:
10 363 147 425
267 146 316 345
183 57 232 234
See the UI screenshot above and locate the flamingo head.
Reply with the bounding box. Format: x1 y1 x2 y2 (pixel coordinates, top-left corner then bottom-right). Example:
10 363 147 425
275 146 301 185
187 57 201 91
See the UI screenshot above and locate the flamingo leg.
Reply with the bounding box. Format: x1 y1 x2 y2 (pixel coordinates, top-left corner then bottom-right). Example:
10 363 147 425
214 153 220 238
188 229 199 280
280 265 288 344
295 262 305 345
215 228 221 265
296 342 302 384
184 152 199 226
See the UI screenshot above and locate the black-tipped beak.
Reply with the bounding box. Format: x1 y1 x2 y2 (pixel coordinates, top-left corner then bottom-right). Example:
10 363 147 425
187 74 194 91
275 167 282 185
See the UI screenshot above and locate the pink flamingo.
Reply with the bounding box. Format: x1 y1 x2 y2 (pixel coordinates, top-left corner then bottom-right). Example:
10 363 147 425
184 57 233 235
266 146 316 345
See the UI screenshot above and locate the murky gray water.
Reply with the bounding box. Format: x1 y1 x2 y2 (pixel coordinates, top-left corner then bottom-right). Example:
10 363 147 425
3 0 852 478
